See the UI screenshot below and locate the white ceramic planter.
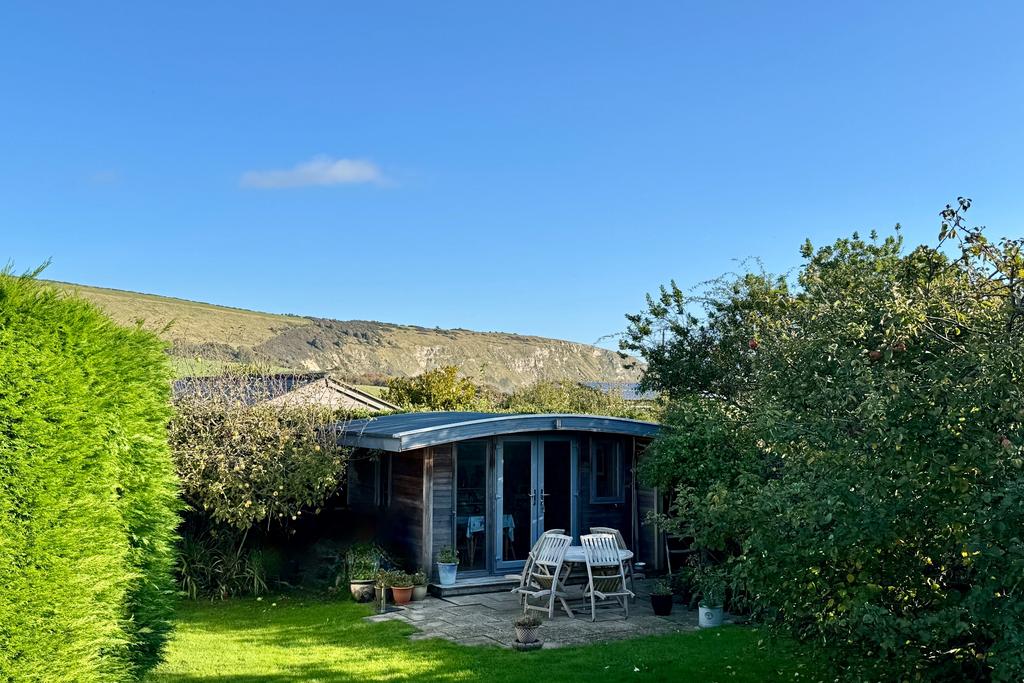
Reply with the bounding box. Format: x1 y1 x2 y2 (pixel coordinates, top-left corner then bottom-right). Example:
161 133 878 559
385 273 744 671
412 584 428 601
698 604 724 628
515 625 540 644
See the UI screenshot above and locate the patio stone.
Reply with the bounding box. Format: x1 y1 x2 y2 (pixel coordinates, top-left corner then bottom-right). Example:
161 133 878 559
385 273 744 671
364 578 706 649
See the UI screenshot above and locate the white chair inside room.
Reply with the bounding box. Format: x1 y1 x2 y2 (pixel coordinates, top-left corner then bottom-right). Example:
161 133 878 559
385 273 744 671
589 526 635 599
517 533 574 618
580 533 634 621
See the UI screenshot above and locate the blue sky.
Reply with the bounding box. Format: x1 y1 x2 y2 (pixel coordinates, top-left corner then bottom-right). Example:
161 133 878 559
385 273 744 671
3 2 1022 348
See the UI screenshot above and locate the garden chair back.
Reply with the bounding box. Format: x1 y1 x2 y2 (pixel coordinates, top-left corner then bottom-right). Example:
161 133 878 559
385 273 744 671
520 533 574 618
580 533 634 621
590 526 635 598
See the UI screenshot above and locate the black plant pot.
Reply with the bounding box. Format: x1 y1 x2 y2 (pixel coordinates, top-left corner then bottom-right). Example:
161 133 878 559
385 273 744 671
651 594 673 616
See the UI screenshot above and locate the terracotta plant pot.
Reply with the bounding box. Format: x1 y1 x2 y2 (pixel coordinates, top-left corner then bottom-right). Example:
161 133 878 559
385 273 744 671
650 594 673 616
514 625 540 644
350 579 375 603
412 585 428 601
392 586 414 605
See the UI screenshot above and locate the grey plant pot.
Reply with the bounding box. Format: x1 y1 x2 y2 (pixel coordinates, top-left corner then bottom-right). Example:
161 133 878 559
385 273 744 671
437 562 458 586
698 604 724 628
412 585 428 601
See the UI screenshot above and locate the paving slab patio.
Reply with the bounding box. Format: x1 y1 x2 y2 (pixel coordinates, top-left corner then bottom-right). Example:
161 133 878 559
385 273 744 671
364 580 709 649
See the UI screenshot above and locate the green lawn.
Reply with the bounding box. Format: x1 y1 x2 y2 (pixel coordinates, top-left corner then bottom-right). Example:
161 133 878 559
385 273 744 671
148 597 815 682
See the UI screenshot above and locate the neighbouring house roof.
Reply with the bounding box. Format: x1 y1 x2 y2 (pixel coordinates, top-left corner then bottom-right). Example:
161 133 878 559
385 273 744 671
173 373 399 412
581 381 659 401
336 411 660 452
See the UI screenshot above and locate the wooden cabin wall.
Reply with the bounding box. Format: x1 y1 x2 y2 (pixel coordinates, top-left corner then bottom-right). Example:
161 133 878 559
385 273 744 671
386 449 425 568
427 445 454 576
346 450 377 512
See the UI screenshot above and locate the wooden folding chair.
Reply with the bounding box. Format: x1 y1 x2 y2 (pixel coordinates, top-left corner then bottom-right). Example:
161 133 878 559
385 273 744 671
580 533 634 621
518 533 574 618
590 526 635 599
507 529 566 605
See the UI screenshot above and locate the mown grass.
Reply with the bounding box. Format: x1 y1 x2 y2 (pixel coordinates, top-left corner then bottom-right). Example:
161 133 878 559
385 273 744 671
148 597 817 682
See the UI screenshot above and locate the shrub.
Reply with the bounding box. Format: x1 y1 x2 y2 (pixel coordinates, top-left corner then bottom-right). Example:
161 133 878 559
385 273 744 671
499 380 660 421
177 530 268 600
514 613 542 628
623 202 1024 680
169 395 349 532
0 270 179 682
437 546 459 564
385 366 482 410
346 543 385 582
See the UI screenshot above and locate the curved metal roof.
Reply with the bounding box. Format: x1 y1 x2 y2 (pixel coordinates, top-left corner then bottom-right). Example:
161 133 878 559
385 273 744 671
336 411 660 452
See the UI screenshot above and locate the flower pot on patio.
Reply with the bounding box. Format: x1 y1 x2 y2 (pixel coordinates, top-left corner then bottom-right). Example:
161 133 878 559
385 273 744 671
513 615 542 644
392 585 413 605
437 563 457 586
698 604 724 628
649 579 674 616
349 579 375 603
650 593 673 616
412 585 428 601
436 546 460 586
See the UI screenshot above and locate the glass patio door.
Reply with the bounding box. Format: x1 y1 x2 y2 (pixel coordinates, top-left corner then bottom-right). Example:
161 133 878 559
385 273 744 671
494 438 536 572
538 438 578 540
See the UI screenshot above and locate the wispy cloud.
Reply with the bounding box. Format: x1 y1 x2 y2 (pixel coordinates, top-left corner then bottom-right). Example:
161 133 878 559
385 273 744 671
240 156 386 189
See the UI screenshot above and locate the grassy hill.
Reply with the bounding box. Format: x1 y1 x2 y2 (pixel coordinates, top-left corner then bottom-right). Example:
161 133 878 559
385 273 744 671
50 281 640 390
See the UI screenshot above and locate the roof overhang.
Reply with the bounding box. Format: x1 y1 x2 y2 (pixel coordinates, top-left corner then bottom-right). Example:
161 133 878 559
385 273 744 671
336 412 660 452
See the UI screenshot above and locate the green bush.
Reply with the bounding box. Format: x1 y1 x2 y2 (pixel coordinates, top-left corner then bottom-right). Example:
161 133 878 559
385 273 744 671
177 530 268 600
499 380 661 421
385 365 483 410
0 270 179 682
169 395 349 532
624 202 1024 680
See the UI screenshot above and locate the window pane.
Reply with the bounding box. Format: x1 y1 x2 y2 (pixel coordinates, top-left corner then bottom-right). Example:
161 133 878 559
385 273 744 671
593 440 621 501
456 441 488 571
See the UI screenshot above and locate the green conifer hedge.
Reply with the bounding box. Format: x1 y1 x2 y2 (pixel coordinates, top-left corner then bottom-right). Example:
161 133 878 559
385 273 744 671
0 271 180 682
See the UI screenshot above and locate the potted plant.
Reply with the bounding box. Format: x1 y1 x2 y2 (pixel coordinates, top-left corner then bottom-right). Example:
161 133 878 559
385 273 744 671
391 571 414 605
649 579 674 616
436 546 459 586
513 613 542 644
346 545 379 603
412 570 428 601
697 567 725 628
373 568 393 605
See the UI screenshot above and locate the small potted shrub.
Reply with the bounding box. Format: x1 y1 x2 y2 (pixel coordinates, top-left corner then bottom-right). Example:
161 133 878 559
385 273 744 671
649 579 674 616
373 568 393 605
391 572 414 605
412 570 428 601
697 568 725 628
436 546 459 586
346 545 379 603
513 613 542 644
